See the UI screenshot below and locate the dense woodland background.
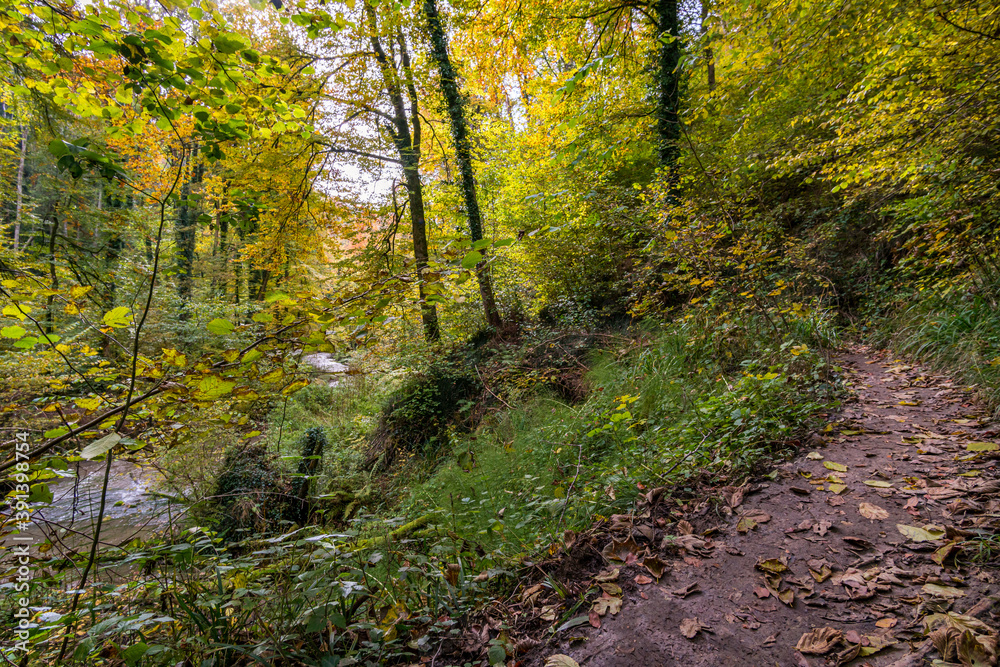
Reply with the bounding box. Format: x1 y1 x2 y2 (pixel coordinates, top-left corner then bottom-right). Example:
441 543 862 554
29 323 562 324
1 0 999 664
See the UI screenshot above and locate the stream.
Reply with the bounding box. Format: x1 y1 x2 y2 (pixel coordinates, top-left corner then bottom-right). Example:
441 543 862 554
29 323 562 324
15 352 350 551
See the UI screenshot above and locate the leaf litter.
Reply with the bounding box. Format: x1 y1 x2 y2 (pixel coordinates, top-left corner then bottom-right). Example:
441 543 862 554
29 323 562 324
516 353 1000 667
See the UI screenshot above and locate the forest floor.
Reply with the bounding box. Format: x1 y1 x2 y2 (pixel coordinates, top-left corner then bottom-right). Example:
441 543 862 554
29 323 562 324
520 348 1000 667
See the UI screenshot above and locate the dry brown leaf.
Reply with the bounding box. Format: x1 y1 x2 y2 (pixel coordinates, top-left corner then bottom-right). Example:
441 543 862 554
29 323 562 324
635 574 653 585
677 519 694 535
671 582 699 598
859 502 889 521
813 520 833 536
643 556 668 579
544 655 581 667
795 627 844 655
680 617 706 639
591 596 623 616
875 617 897 629
593 568 619 583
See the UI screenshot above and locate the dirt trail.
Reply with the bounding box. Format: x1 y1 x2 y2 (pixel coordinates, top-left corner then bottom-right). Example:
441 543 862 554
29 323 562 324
536 349 1000 666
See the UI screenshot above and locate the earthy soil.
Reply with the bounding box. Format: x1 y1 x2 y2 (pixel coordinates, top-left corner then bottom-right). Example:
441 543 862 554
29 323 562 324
521 349 1000 666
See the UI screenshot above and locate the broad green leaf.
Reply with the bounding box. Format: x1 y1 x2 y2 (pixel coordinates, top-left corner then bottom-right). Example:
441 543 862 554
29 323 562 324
81 433 121 460
1 325 26 339
195 376 236 400
206 318 234 335
28 483 53 504
103 306 132 328
461 251 484 270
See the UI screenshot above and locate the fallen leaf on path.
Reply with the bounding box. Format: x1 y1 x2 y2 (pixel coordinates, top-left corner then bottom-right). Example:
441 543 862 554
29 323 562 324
756 557 790 574
754 586 771 598
897 523 946 542
634 574 653 585
677 519 694 535
824 461 848 472
807 559 833 583
875 617 897 629
795 627 843 655
737 509 772 534
591 596 623 616
932 541 963 566
923 611 994 635
671 582 699 598
922 583 966 599
602 537 642 562
807 452 824 460
680 617 707 639
827 496 846 507
813 520 832 536
544 655 580 667
828 483 848 494
863 480 893 488
588 610 600 628
842 536 875 550
859 502 889 521
643 556 668 579
966 442 999 452
594 568 619 583
598 582 622 596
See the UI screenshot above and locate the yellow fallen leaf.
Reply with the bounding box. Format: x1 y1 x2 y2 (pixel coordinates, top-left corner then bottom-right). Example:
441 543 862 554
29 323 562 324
828 483 847 494
897 524 945 542
863 480 893 488
967 442 999 452
824 461 848 472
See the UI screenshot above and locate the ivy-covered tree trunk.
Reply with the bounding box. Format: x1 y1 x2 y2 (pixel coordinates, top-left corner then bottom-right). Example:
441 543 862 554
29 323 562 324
175 148 203 311
655 0 682 171
365 0 440 342
422 0 502 330
13 124 26 253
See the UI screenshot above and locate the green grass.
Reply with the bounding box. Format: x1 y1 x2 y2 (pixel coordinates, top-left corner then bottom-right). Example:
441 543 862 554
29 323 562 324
888 292 1000 414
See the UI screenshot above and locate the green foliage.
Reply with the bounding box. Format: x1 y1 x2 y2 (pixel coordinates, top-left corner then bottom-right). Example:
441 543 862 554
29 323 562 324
212 442 290 539
369 353 482 465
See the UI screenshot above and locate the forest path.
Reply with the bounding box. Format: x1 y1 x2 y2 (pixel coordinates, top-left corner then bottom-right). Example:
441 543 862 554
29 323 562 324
542 348 1000 666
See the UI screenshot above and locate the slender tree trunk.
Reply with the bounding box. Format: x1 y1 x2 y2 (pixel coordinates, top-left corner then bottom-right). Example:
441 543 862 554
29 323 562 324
422 0 502 330
13 124 26 253
701 0 715 90
45 216 58 334
365 0 440 341
656 0 682 171
218 215 229 299
175 148 203 313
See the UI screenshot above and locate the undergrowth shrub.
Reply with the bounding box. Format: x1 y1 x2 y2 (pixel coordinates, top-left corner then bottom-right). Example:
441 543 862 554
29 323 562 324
212 442 290 539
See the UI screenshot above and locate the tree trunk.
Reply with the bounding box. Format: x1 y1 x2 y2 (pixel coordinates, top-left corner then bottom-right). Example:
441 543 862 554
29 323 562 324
45 216 58 334
701 0 716 90
365 0 440 341
656 0 682 171
13 124 26 253
422 0 502 330
175 148 203 311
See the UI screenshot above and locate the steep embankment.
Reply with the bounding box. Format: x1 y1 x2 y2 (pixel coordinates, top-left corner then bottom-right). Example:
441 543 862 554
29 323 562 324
532 349 1000 666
